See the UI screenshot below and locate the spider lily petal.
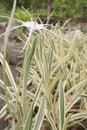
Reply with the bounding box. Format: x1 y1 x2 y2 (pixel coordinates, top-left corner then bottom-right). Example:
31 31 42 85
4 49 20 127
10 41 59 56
22 22 44 30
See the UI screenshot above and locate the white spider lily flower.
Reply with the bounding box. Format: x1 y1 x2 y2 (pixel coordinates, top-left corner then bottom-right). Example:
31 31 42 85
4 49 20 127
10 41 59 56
0 19 72 52
21 22 44 52
21 21 72 52
22 22 44 30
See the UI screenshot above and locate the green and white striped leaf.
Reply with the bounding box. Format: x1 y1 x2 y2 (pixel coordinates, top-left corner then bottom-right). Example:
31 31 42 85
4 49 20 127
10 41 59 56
46 111 57 130
33 96 46 130
59 81 65 130
24 105 33 130
0 53 17 93
22 38 37 110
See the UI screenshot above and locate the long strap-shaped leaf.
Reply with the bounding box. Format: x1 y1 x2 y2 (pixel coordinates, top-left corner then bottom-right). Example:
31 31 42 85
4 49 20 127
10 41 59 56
46 111 57 130
33 96 46 130
59 81 65 130
24 79 43 130
0 53 17 93
3 0 17 117
22 38 37 112
24 105 33 130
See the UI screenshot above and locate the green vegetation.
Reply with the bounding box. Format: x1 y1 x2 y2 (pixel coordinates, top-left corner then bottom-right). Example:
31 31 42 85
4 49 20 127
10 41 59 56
0 0 87 130
0 0 87 18
0 1 10 22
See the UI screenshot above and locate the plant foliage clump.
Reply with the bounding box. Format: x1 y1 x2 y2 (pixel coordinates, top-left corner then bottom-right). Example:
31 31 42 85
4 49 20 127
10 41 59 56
0 0 87 130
